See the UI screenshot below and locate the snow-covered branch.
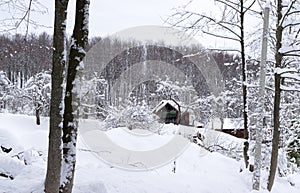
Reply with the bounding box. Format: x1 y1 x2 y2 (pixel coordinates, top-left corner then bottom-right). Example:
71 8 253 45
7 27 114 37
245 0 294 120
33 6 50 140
279 0 298 27
281 72 300 81
274 67 298 75
280 84 300 92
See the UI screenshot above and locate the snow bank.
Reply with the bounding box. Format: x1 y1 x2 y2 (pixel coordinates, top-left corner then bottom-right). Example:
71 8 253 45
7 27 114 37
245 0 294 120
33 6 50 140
0 113 299 193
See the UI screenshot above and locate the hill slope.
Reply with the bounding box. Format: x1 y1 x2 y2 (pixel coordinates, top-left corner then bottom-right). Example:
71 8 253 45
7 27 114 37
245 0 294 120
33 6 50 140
0 113 299 193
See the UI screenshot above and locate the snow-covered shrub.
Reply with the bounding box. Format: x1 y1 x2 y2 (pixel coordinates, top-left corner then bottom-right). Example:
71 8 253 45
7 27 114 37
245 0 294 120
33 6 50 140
121 103 160 132
102 110 121 130
287 126 300 171
79 76 107 119
0 71 12 111
24 71 51 116
103 102 161 133
3 86 29 114
0 71 11 89
0 71 51 116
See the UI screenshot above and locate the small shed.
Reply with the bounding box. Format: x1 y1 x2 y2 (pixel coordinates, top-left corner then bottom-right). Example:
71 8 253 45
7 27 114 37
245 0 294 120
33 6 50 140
153 99 190 125
153 100 180 124
206 118 244 138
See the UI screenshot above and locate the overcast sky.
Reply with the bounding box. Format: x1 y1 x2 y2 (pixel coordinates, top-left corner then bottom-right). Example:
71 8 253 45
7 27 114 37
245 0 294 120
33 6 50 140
0 0 245 48
29 0 188 37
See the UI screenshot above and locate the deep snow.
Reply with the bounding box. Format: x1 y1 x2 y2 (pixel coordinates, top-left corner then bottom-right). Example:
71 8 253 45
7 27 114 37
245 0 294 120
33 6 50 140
0 113 299 193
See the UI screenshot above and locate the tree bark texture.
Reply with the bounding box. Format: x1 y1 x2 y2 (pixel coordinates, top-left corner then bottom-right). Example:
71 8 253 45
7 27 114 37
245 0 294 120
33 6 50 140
45 0 69 193
60 0 89 192
268 0 283 191
239 0 249 169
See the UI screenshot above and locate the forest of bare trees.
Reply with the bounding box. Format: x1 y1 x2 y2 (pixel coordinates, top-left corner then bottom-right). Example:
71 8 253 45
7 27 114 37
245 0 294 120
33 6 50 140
0 0 299 192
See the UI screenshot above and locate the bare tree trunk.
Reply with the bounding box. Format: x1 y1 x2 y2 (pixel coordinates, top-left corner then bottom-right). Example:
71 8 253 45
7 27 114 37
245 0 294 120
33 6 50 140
168 0 253 168
239 0 249 169
36 103 41 125
268 0 283 191
60 0 89 192
45 0 69 192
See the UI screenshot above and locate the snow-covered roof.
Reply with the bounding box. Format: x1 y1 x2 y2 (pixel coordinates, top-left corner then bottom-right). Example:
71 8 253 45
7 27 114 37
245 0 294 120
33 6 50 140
206 118 243 130
153 100 180 113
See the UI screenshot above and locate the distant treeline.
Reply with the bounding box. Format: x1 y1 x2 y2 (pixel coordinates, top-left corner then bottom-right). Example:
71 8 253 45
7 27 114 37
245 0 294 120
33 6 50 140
0 32 258 89
0 33 100 88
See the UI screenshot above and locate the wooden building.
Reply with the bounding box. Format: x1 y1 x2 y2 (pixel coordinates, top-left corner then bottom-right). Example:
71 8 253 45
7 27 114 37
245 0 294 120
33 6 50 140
206 118 244 138
153 99 190 125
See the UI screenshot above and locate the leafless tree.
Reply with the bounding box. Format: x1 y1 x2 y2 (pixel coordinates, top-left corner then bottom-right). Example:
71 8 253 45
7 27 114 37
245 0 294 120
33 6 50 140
60 0 89 192
166 0 257 169
0 0 48 39
45 0 69 192
45 0 90 192
268 0 300 191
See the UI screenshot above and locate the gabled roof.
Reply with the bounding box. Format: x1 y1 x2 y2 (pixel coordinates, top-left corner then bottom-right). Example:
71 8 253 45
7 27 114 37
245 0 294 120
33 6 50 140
153 100 180 113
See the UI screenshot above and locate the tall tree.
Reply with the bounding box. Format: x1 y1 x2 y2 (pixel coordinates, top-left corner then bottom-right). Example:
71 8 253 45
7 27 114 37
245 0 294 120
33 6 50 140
267 1 283 190
167 0 256 169
45 0 69 192
60 0 90 192
268 0 300 191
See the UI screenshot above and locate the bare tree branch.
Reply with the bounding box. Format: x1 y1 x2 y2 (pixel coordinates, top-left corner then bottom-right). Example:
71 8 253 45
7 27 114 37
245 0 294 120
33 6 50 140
215 0 240 12
243 0 256 14
25 0 32 39
283 22 300 29
0 0 48 34
279 0 298 27
281 49 300 55
189 12 242 39
202 30 241 41
282 53 300 57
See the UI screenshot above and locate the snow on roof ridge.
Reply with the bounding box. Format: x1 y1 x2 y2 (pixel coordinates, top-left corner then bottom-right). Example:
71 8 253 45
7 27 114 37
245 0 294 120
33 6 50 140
153 99 180 113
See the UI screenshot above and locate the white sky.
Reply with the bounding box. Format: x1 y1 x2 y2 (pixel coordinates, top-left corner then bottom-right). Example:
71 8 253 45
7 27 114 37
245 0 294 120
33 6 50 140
0 0 255 49
30 0 189 37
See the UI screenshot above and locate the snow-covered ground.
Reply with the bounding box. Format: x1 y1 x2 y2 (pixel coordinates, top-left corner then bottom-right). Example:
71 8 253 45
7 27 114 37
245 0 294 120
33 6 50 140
0 113 299 193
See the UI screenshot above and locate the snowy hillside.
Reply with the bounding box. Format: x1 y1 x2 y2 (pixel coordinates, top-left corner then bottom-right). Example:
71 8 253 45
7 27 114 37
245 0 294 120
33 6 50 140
0 113 299 193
